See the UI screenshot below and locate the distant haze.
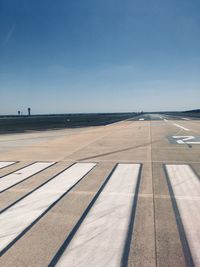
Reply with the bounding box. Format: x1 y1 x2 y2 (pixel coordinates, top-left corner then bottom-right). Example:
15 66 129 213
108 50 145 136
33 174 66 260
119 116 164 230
0 0 200 115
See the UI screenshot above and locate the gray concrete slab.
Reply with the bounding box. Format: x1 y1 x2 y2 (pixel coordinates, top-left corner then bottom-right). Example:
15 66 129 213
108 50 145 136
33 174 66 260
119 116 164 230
128 162 155 267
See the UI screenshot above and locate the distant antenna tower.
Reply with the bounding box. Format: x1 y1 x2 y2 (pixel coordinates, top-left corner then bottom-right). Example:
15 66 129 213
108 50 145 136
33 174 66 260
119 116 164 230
28 107 31 116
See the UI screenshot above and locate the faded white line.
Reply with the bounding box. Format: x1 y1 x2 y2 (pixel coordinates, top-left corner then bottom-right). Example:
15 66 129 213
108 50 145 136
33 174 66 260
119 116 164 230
166 164 200 266
139 118 144 121
173 123 190 131
0 162 55 192
164 119 168 122
182 118 190 121
183 142 200 145
56 164 141 267
0 162 16 169
0 163 96 253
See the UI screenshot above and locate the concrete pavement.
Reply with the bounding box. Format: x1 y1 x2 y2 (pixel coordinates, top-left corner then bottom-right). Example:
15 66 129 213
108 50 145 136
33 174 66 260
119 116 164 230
0 114 199 266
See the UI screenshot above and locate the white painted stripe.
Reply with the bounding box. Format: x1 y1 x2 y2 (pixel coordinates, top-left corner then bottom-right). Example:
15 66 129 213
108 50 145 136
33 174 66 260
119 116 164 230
183 142 200 145
56 164 141 267
0 163 96 253
0 162 16 169
0 162 55 192
182 118 190 121
139 118 144 121
164 119 168 122
173 123 190 131
166 165 200 266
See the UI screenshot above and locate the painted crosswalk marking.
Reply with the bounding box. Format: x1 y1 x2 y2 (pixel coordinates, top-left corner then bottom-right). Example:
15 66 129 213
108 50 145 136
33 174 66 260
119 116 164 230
54 164 141 267
0 163 96 255
0 162 55 193
0 162 16 170
165 164 200 266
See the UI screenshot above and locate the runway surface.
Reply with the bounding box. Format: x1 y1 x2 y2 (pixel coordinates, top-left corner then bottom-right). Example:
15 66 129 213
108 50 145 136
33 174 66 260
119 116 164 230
0 113 199 266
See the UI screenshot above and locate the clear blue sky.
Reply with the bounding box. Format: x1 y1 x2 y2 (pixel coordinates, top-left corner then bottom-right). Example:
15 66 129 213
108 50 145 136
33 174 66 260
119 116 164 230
0 0 200 114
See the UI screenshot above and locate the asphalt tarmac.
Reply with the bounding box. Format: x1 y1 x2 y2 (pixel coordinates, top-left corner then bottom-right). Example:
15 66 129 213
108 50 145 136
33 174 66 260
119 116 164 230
0 113 199 267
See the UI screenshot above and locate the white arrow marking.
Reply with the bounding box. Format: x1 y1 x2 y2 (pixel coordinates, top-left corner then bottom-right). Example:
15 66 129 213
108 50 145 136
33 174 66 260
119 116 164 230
177 140 185 144
171 136 200 145
173 123 190 131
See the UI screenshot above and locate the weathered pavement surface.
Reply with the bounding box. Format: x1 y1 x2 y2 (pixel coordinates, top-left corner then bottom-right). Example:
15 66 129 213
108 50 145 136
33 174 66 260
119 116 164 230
0 114 199 267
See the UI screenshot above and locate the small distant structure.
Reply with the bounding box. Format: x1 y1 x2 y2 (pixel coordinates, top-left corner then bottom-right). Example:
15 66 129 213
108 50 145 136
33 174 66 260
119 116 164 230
28 107 31 116
18 111 21 116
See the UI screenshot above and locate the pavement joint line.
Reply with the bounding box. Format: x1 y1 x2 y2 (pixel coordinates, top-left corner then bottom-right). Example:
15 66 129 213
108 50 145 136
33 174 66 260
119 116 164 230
89 160 200 163
63 192 176 199
154 194 200 200
3 191 200 200
1 160 200 164
70 191 137 197
149 119 157 267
